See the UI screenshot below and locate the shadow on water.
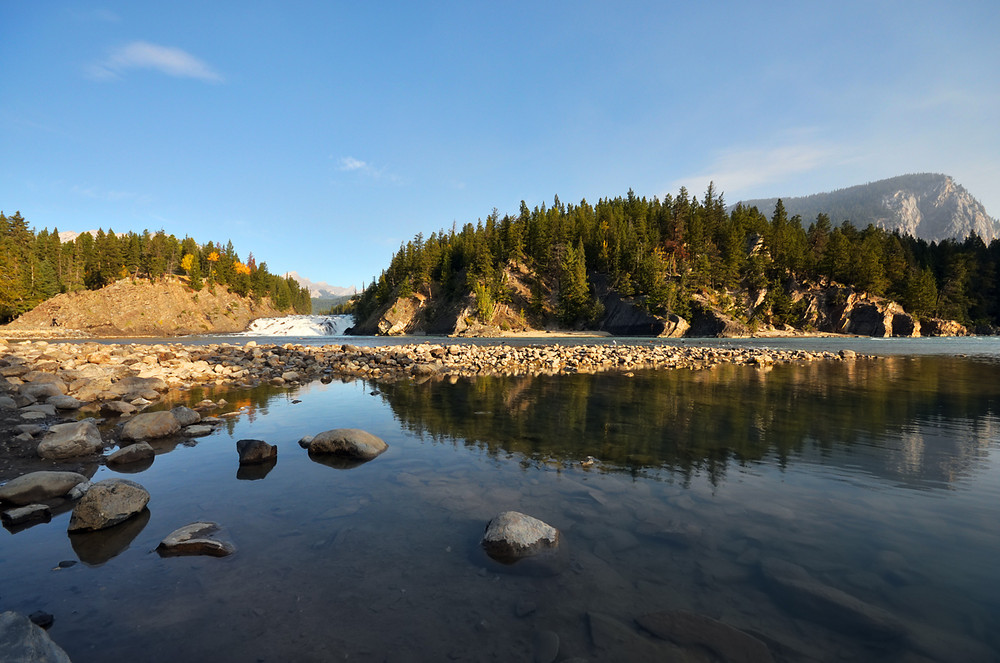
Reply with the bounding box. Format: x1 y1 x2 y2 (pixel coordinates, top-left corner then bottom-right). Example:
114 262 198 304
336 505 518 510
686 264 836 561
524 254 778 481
68 508 150 566
376 356 1000 489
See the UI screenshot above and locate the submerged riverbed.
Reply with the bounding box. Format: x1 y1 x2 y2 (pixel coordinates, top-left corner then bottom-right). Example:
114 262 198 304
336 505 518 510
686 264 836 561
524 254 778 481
2 343 1000 661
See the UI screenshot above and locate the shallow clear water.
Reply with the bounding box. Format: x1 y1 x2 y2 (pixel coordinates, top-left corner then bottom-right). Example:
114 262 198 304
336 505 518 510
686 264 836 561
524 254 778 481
2 350 1000 661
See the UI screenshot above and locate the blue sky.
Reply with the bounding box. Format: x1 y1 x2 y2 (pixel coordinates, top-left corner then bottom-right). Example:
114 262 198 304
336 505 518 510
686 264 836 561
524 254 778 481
2 1 998 290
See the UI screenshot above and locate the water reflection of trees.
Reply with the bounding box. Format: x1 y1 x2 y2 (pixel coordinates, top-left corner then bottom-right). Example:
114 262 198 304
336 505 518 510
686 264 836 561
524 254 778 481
376 357 1000 488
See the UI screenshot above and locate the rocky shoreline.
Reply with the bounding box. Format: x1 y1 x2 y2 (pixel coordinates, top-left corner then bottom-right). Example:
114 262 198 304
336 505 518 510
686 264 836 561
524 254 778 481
0 337 862 477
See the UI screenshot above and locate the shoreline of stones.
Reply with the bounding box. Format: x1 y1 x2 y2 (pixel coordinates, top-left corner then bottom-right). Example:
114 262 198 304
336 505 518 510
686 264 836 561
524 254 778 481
1 337 865 397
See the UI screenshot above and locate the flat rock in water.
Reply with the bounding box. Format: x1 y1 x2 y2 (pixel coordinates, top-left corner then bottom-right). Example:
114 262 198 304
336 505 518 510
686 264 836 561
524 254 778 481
37 421 104 460
0 471 89 505
760 557 905 640
68 478 150 532
636 611 774 663
481 511 559 561
2 503 52 528
107 442 155 466
157 521 235 557
120 410 180 441
183 425 215 437
236 439 277 465
302 428 388 460
0 611 71 663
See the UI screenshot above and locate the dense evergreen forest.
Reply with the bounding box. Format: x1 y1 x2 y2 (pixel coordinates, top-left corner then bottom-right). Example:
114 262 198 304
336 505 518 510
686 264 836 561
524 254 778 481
354 185 1000 330
0 211 311 323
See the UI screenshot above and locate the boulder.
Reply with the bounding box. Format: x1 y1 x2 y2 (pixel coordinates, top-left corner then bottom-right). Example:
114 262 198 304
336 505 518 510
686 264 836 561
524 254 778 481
481 511 559 561
101 400 137 416
37 421 104 460
108 376 168 400
300 428 388 460
236 439 277 465
68 478 150 532
183 425 215 437
0 611 72 663
171 406 201 426
120 410 180 441
0 471 89 505
48 394 84 410
156 522 235 557
107 442 154 466
18 381 65 401
636 611 775 663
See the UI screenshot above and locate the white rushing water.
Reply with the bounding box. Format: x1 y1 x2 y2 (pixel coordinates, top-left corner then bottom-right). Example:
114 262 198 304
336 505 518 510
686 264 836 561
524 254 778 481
239 314 353 336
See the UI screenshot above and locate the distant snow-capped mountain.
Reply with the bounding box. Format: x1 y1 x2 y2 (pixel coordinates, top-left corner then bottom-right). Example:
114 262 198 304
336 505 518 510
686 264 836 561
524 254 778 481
287 271 356 298
734 173 999 243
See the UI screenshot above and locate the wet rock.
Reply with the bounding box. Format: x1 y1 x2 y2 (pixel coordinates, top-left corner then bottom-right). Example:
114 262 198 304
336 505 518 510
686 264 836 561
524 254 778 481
0 471 89 505
0 611 71 663
760 558 905 640
170 406 201 426
28 611 54 630
532 629 560 663
481 511 559 562
301 428 388 460
157 522 235 557
183 425 215 437
2 503 52 528
37 421 104 460
636 610 774 663
107 442 155 466
68 478 150 532
120 410 180 441
236 439 277 465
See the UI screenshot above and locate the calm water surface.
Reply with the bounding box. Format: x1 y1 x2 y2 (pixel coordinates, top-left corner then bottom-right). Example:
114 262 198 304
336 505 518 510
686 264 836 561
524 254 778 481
2 342 1000 662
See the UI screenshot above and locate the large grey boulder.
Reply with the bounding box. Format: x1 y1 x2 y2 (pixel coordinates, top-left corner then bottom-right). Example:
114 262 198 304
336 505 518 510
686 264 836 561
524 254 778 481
0 611 71 663
299 428 387 460
120 411 180 441
236 439 277 465
68 478 150 532
481 511 559 561
19 381 65 401
37 421 104 460
157 522 235 557
107 376 167 400
48 395 84 410
0 471 89 505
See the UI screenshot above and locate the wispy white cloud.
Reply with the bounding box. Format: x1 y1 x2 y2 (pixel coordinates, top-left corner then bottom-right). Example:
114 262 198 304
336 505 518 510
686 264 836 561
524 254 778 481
71 184 150 204
87 41 223 82
335 156 400 183
670 135 854 200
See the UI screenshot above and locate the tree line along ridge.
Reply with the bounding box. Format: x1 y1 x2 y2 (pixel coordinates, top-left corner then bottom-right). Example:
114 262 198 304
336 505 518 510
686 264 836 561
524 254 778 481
0 212 311 324
352 185 1000 331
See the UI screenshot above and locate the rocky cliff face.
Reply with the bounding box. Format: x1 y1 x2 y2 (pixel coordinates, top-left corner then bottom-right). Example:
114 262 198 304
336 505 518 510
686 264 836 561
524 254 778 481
737 174 999 242
3 278 284 337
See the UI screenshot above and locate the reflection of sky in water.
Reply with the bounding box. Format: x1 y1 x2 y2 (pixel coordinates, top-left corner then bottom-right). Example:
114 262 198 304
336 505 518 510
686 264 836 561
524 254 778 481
1 355 999 661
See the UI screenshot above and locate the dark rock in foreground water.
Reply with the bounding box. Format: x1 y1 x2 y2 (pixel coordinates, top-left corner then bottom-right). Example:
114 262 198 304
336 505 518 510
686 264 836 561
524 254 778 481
67 478 150 532
0 611 71 663
236 439 277 465
107 442 155 466
2 503 52 529
636 610 775 663
481 511 559 562
157 522 235 557
300 428 388 460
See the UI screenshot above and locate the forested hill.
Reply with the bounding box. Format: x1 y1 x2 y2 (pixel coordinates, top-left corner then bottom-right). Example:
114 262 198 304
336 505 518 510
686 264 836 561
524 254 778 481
0 211 311 324
351 186 1000 336
734 174 1000 243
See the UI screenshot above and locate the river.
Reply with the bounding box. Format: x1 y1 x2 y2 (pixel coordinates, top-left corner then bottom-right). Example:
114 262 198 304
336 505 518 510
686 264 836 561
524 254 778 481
2 336 999 661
